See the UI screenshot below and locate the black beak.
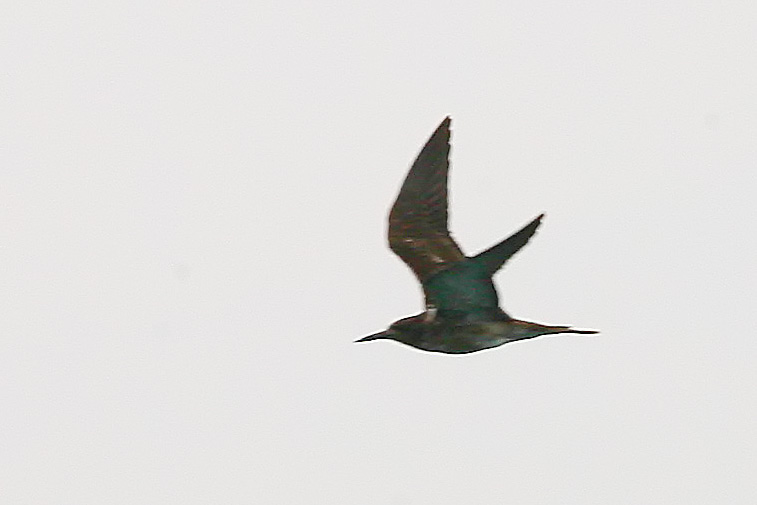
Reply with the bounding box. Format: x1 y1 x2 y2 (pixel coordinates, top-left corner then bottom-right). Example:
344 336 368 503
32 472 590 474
355 331 389 343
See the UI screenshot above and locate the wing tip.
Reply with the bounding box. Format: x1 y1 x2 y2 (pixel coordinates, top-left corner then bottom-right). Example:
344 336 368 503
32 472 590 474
530 213 545 230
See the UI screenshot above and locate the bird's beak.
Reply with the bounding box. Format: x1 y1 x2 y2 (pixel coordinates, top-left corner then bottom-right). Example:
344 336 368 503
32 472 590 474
355 331 389 343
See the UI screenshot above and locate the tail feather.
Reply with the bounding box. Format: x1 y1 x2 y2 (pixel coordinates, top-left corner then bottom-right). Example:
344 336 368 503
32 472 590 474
544 326 599 335
471 214 544 275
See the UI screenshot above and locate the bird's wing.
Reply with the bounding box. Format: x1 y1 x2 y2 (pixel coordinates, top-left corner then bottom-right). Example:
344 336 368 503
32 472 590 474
388 117 465 283
471 214 544 276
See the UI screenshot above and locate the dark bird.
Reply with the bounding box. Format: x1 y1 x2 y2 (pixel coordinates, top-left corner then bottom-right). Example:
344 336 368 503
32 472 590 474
357 117 598 354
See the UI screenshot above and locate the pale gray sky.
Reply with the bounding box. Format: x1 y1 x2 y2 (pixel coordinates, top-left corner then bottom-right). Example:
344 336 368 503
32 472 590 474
2 1 756 503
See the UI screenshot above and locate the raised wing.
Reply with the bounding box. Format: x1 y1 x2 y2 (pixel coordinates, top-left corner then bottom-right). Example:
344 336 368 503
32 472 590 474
471 214 544 276
388 117 465 282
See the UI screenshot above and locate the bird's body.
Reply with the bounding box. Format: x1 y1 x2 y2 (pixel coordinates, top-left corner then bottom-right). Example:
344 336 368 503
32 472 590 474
380 314 569 354
357 117 597 354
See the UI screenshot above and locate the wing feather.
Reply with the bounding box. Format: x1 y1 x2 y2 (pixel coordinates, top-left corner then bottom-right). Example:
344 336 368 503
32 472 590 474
388 117 465 282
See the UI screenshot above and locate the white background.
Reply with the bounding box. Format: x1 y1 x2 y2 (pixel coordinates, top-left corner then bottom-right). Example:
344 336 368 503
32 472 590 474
2 1 755 503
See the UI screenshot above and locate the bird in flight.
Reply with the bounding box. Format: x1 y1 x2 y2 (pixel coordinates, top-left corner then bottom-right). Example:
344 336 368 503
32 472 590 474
357 117 597 354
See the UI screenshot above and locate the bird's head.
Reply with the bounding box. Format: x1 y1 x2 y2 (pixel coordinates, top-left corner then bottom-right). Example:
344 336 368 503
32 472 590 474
355 315 427 345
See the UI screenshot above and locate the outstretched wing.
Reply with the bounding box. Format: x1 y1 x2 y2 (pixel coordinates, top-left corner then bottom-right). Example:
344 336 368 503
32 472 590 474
471 214 544 276
388 117 465 282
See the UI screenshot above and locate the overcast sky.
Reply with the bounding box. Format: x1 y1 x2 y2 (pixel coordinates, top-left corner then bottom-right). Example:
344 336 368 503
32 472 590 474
2 1 756 503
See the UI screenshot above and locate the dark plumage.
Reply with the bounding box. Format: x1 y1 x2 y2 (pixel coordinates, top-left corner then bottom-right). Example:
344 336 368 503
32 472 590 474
357 117 597 354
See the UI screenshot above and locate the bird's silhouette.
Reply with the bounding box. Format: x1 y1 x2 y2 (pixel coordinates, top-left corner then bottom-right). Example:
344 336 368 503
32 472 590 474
357 117 597 354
